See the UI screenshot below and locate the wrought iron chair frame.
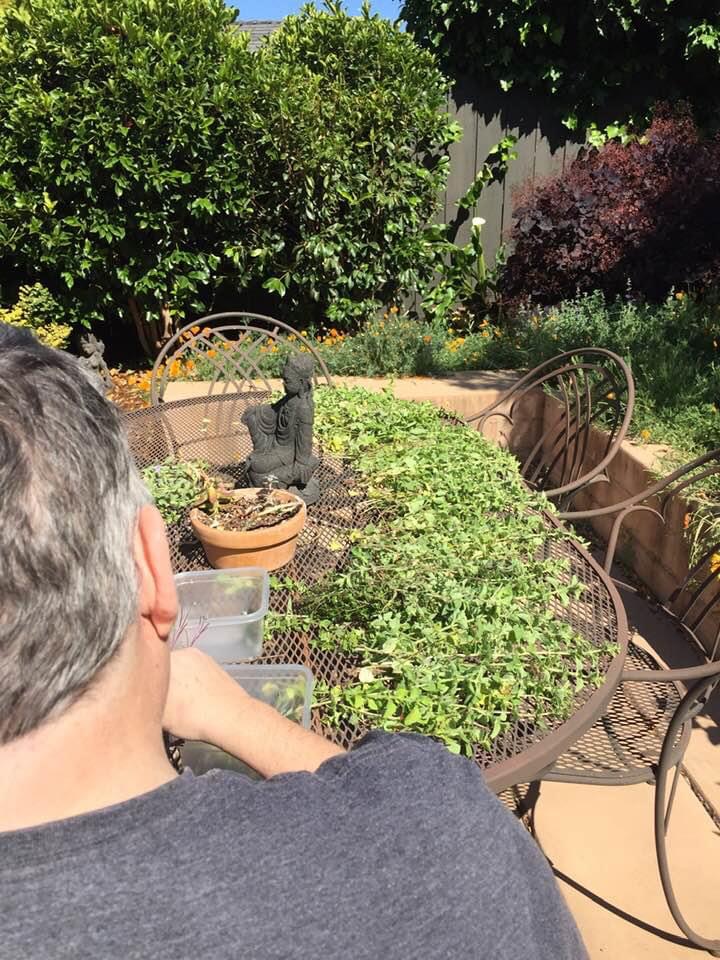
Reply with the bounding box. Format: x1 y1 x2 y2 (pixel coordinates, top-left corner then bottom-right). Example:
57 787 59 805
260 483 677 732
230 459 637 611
467 349 635 507
545 449 720 955
150 312 334 405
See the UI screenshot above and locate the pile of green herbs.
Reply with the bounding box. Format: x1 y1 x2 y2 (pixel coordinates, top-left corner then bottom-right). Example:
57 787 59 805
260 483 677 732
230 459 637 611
267 387 617 755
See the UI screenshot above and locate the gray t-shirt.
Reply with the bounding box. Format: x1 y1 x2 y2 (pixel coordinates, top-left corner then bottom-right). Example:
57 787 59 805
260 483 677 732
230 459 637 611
0 731 586 959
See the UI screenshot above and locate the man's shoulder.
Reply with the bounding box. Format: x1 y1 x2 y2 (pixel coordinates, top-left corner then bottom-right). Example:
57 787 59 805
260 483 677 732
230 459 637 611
193 731 505 841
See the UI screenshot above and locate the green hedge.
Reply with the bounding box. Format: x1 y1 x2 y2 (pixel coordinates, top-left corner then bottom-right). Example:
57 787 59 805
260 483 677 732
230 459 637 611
0 1 457 349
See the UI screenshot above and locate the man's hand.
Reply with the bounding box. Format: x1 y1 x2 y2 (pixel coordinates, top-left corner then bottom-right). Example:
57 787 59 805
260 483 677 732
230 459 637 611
163 648 345 777
163 647 240 743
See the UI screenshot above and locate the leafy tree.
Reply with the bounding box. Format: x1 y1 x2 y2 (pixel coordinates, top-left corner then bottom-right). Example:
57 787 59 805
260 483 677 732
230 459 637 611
253 2 460 327
400 0 720 134
0 0 260 353
0 0 458 351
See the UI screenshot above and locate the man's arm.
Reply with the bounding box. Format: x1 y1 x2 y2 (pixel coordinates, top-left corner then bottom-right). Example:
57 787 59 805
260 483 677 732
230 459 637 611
162 648 344 777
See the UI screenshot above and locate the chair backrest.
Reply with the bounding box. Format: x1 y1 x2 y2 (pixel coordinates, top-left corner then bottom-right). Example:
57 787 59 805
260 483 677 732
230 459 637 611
573 450 720 661
467 348 635 504
150 312 334 405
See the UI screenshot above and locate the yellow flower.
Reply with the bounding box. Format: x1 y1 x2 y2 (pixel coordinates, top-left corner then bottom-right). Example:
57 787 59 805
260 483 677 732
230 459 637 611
711 553 720 576
606 391 616 400
640 428 651 441
390 305 398 314
675 291 685 300
207 349 217 359
169 360 181 378
482 331 489 338
494 330 501 338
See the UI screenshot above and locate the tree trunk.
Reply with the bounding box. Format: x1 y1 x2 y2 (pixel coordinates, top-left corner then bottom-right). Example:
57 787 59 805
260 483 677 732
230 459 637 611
128 296 153 358
128 298 173 356
159 303 173 345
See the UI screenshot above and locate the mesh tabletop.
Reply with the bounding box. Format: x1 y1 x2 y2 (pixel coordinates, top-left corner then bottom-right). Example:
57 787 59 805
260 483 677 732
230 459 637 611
124 395 628 793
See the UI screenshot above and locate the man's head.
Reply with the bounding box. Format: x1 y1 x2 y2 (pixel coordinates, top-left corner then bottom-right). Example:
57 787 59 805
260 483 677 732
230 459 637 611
0 335 176 745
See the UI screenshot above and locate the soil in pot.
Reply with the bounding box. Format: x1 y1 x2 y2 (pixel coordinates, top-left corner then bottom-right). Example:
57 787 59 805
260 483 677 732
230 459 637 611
191 487 307 571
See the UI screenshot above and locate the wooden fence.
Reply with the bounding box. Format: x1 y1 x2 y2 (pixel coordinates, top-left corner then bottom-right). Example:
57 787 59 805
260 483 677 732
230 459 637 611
439 80 583 263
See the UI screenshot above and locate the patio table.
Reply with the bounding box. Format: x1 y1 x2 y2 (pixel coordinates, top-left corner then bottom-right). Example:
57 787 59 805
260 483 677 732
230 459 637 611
123 392 628 794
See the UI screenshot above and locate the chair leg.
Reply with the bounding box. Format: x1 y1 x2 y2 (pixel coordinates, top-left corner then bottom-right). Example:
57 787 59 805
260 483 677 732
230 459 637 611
654 677 720 955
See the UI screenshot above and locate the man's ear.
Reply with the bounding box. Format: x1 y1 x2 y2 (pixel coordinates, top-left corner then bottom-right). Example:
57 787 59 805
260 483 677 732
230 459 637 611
134 504 178 640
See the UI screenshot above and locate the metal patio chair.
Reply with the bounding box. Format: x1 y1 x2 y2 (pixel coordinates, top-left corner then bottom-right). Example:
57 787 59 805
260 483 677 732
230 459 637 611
544 449 720 954
466 349 635 510
150 311 334 405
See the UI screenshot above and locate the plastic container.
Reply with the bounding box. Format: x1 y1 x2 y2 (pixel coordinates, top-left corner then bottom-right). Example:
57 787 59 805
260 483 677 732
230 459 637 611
170 568 269 662
179 664 314 777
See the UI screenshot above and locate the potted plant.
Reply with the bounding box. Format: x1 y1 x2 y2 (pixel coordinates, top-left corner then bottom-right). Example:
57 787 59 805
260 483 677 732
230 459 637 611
190 477 307 572
142 459 306 571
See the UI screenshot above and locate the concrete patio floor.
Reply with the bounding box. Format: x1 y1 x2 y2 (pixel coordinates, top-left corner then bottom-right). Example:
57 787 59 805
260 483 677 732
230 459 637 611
526 573 720 958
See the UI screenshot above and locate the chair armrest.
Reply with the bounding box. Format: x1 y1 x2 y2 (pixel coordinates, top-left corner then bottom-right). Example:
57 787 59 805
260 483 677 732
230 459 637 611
622 660 720 683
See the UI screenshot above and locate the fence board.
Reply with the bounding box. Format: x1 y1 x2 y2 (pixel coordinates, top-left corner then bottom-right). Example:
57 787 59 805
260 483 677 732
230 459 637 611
436 85 582 264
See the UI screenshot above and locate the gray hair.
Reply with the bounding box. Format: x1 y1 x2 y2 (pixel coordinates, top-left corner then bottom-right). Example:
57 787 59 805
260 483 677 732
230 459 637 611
0 338 149 743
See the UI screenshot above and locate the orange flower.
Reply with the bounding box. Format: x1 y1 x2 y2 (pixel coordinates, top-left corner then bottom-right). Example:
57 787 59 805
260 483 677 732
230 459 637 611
423 335 432 344
169 360 181 378
202 327 212 336
711 553 720 577
606 391 616 400
683 512 691 529
185 359 196 372
190 325 200 335
390 305 398 314
207 349 217 359
675 291 685 300
482 331 489 339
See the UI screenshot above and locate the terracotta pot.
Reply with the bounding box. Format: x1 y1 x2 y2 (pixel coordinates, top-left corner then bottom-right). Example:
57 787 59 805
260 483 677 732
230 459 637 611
190 489 307 572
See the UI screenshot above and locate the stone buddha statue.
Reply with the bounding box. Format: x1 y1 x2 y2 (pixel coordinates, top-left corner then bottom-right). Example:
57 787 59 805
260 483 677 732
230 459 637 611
241 353 320 504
